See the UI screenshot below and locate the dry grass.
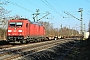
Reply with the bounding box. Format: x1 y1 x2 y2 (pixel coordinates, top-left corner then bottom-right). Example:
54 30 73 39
63 39 90 60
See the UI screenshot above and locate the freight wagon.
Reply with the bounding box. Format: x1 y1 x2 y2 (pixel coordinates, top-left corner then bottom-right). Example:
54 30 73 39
6 18 46 43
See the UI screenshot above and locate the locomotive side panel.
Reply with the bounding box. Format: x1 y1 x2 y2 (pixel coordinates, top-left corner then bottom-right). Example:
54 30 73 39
35 24 40 36
40 26 42 36
29 24 35 36
40 26 45 36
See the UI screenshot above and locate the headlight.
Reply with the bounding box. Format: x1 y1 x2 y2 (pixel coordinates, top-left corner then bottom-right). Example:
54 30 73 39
18 30 22 32
8 30 12 32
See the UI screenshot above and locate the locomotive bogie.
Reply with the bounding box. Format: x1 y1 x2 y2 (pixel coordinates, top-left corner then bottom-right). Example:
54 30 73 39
7 36 24 42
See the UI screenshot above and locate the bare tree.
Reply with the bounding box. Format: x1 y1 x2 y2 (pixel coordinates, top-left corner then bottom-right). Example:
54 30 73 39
39 21 54 36
0 0 11 40
39 21 79 38
9 15 22 20
0 0 10 29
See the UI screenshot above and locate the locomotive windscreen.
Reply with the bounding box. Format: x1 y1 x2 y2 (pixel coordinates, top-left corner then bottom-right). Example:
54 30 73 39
10 22 23 27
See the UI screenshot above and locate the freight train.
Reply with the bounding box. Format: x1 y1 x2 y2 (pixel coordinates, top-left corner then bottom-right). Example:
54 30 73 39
7 18 80 43
6 18 49 43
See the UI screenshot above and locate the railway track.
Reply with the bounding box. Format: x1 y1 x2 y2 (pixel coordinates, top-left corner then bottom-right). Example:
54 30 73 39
0 45 12 49
0 42 23 50
0 39 77 60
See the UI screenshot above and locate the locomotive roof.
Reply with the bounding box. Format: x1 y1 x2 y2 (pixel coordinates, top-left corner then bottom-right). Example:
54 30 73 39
31 22 43 26
10 18 43 26
11 18 32 22
11 18 28 20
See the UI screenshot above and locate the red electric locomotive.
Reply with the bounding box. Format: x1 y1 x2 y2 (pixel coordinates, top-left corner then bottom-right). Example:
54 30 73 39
7 18 46 43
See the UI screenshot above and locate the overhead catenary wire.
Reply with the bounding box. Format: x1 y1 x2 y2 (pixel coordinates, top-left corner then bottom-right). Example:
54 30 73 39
86 0 90 3
53 0 64 11
52 0 67 17
26 0 46 12
45 0 64 17
41 0 64 17
40 0 72 27
46 0 71 24
7 0 34 13
26 0 63 17
25 0 51 22
25 0 48 18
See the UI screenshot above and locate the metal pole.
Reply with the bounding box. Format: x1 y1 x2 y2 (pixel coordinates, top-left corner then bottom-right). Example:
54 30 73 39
83 24 86 32
78 8 83 40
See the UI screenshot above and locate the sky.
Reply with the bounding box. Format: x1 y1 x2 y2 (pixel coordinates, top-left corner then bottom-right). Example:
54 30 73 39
3 0 90 32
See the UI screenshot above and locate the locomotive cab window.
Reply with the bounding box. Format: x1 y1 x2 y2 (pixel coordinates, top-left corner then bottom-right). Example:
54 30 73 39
9 22 23 27
26 23 28 27
16 22 23 27
10 22 15 27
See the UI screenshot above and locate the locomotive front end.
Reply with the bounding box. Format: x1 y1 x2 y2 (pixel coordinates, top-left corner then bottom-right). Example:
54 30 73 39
7 20 24 42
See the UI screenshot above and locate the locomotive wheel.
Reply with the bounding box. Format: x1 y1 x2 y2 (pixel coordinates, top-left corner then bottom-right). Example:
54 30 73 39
20 40 27 44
